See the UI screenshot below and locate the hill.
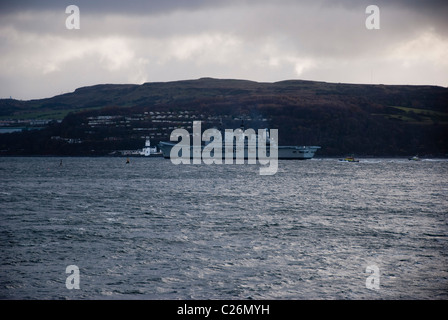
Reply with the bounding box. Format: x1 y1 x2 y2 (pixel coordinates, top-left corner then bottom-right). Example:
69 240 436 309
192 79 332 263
0 78 447 156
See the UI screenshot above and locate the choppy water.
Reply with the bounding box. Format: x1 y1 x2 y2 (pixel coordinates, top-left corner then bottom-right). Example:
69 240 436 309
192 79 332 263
0 157 447 299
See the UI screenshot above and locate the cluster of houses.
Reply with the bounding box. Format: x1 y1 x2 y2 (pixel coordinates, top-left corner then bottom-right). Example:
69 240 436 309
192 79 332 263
0 119 61 134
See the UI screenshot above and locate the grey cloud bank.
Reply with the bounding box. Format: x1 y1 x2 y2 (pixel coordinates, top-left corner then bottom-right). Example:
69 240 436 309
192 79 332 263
1 0 447 100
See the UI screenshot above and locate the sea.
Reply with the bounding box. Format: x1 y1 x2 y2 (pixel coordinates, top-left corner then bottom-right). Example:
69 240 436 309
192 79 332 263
0 156 447 300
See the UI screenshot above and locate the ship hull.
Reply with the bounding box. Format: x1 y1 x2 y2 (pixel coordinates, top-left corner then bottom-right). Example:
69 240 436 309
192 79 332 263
158 142 320 160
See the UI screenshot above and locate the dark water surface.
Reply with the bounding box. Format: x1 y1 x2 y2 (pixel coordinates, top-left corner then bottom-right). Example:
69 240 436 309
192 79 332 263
1 157 447 299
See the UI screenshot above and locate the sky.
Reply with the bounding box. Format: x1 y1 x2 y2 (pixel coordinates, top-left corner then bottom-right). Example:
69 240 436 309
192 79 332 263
0 0 447 100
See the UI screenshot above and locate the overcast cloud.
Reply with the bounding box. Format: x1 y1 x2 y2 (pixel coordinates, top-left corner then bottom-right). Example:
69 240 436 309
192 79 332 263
1 0 447 100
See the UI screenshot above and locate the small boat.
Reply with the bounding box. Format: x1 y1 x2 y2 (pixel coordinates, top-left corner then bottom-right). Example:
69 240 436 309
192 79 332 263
339 156 359 162
408 155 420 161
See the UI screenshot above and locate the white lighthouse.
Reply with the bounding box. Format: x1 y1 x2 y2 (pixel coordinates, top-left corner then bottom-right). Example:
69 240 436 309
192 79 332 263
141 137 157 156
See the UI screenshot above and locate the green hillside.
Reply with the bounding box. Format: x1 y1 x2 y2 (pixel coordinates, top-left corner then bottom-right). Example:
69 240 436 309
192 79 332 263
0 78 447 156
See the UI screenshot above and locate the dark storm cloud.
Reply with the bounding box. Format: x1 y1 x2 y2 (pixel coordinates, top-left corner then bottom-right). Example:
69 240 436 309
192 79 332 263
0 0 234 15
2 0 447 38
2 0 447 18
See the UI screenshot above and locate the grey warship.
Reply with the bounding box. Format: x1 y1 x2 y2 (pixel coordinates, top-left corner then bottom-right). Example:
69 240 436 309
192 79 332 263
158 125 320 160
